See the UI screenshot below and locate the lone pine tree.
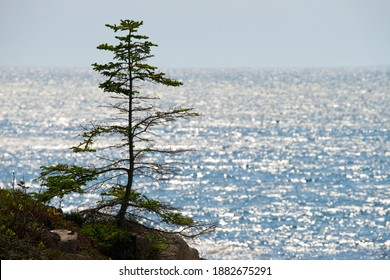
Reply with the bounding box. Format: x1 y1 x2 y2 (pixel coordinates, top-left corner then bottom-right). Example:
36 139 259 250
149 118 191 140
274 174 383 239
37 20 211 235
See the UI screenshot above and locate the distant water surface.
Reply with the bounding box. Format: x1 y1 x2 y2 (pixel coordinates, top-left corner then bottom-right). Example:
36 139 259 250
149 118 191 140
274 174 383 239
1 67 389 259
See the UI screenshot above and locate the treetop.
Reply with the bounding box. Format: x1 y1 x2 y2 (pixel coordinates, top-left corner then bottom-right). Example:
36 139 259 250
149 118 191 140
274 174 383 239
105 19 144 33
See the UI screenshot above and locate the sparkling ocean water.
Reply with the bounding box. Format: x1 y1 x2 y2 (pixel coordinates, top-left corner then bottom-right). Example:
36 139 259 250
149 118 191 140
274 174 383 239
1 67 390 259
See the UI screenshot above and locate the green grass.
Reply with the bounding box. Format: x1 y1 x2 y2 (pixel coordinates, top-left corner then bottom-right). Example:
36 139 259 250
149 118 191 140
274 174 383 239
0 189 168 259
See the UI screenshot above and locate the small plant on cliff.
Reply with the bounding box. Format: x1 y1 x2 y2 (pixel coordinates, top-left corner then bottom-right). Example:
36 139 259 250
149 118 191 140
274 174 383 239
36 20 213 237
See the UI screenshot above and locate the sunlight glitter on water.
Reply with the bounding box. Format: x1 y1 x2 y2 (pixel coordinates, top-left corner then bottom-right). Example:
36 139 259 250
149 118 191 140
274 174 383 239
1 67 390 259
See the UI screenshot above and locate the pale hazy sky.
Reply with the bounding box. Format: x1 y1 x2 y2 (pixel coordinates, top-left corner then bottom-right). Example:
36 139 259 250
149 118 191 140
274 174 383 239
0 0 389 68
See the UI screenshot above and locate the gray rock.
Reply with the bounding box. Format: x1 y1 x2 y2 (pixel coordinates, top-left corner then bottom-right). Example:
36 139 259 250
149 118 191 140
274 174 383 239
133 233 200 260
162 234 200 260
50 229 78 253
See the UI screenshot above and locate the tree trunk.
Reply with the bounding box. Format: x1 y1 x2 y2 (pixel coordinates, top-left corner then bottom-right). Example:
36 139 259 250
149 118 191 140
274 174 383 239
116 174 132 228
116 28 134 229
